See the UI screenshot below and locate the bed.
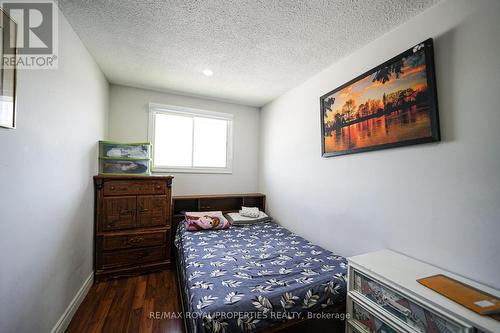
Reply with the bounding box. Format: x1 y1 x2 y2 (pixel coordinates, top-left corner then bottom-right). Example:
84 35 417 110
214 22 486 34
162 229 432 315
174 214 348 333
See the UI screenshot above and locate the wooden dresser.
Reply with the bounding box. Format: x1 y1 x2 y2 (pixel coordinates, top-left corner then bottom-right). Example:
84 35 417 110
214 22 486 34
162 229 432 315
346 250 500 333
93 175 173 281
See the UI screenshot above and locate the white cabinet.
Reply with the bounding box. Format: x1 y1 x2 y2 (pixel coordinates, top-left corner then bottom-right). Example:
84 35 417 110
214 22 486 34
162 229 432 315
346 250 500 333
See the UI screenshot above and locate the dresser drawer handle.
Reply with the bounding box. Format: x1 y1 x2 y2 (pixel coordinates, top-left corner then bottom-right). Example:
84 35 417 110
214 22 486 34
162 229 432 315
155 184 161 189
111 186 128 191
119 209 132 215
138 208 149 213
138 250 149 258
110 186 128 191
128 237 144 244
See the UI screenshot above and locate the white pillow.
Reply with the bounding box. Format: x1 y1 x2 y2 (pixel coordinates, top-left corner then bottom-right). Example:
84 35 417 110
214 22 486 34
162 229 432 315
240 206 260 218
226 212 271 225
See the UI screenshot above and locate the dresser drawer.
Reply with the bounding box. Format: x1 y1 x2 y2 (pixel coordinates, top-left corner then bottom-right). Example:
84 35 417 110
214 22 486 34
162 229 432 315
101 246 167 269
347 321 368 333
102 196 136 231
101 230 168 251
350 298 401 333
103 180 166 196
353 270 469 333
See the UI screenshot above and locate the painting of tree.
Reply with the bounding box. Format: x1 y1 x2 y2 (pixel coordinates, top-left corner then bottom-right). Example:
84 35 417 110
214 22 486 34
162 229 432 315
341 99 357 120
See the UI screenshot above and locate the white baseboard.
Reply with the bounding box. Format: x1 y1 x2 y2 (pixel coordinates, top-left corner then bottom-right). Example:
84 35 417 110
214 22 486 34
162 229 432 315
50 272 94 333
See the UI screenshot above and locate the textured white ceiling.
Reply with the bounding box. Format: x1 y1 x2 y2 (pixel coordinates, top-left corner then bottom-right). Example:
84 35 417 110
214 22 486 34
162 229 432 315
59 0 439 106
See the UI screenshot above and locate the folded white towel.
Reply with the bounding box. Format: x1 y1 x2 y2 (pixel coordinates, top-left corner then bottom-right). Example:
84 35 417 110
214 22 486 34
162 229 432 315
240 206 260 218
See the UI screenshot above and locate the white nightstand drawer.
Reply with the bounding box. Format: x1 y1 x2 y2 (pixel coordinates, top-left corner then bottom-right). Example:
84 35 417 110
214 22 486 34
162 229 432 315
352 269 470 333
348 296 406 333
347 320 370 333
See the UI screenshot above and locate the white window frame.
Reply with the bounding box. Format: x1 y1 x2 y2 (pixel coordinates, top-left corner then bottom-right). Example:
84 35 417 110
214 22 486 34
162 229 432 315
148 103 234 174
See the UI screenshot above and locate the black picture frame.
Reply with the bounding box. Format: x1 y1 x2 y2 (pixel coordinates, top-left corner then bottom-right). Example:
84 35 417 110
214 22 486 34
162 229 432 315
320 38 440 158
0 8 17 129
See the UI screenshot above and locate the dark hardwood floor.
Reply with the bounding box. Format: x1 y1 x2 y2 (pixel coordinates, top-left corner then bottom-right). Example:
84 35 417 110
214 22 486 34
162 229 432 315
67 270 345 333
66 271 184 333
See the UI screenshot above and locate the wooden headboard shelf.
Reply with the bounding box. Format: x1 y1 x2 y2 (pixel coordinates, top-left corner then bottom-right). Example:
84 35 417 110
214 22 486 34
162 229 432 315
171 193 266 230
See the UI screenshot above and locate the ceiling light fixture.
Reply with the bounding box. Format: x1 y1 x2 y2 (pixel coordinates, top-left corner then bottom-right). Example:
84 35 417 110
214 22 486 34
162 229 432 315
202 69 213 76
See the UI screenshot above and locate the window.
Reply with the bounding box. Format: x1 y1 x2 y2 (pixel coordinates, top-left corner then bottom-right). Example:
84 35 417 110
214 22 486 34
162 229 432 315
148 103 233 173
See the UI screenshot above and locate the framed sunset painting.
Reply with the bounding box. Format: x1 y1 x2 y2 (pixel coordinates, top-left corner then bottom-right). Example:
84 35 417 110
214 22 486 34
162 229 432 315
320 39 440 157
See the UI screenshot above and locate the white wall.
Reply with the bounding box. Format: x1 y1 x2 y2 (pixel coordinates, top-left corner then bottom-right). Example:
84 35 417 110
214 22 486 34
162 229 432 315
0 11 109 333
108 85 260 195
259 0 500 289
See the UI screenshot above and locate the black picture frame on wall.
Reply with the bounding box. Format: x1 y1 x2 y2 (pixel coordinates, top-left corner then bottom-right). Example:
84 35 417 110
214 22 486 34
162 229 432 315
320 38 440 158
0 8 17 129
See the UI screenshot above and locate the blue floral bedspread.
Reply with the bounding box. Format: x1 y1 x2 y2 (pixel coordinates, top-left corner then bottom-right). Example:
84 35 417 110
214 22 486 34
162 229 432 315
175 221 347 333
